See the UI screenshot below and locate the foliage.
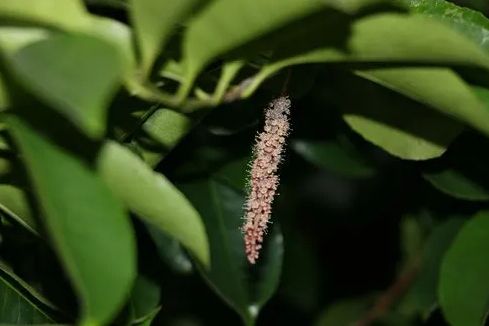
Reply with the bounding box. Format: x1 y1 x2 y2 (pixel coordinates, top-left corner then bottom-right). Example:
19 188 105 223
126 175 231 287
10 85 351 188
0 0 489 325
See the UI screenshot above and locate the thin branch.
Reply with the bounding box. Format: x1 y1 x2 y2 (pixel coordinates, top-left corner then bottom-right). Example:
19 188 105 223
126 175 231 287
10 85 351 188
354 255 422 326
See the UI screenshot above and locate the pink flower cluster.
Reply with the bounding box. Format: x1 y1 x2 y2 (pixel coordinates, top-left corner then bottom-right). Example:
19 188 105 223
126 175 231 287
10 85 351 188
242 96 291 264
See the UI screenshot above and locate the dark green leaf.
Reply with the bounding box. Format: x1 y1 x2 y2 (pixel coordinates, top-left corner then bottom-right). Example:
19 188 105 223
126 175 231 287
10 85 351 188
0 262 57 323
337 73 463 160
145 223 193 274
179 0 388 99
0 185 37 235
10 34 124 138
179 177 283 325
424 170 489 201
98 141 210 267
292 139 376 178
8 117 136 325
0 73 9 110
129 275 161 323
357 68 489 138
406 0 489 51
400 218 464 319
423 134 489 201
243 13 489 97
439 212 489 326
314 296 373 326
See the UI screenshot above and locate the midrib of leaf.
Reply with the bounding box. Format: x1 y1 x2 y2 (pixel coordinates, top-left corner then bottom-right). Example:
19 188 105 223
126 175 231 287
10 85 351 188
206 179 252 324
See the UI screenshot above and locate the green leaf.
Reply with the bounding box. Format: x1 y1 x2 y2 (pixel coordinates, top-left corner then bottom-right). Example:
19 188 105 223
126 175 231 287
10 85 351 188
0 262 57 323
0 73 8 109
243 13 489 97
314 296 373 326
400 218 464 319
9 34 124 138
0 0 90 31
130 0 209 76
439 212 489 326
357 68 489 138
142 109 192 150
129 275 161 323
132 108 193 168
8 117 136 326
145 222 193 274
0 27 50 56
0 185 38 235
179 177 283 325
133 308 160 326
423 133 489 201
424 170 489 201
406 0 489 51
179 0 387 99
337 73 463 160
97 141 210 267
87 16 136 78
292 139 376 178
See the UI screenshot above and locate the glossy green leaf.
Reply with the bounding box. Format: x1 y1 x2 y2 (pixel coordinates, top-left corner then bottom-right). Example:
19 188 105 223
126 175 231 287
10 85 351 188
0 263 55 323
0 0 90 31
338 74 463 160
439 212 489 326
130 0 208 76
292 140 376 178
9 34 124 138
238 14 489 146
400 218 464 319
8 117 136 326
0 185 37 235
179 177 283 325
243 12 489 97
406 0 489 51
97 141 209 267
179 0 388 99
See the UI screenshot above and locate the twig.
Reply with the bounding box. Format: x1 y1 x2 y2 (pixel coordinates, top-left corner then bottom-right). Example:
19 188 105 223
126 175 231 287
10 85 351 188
354 255 422 326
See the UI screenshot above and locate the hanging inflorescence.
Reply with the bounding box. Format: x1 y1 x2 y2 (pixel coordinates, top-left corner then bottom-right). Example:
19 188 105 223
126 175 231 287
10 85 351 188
242 96 291 264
